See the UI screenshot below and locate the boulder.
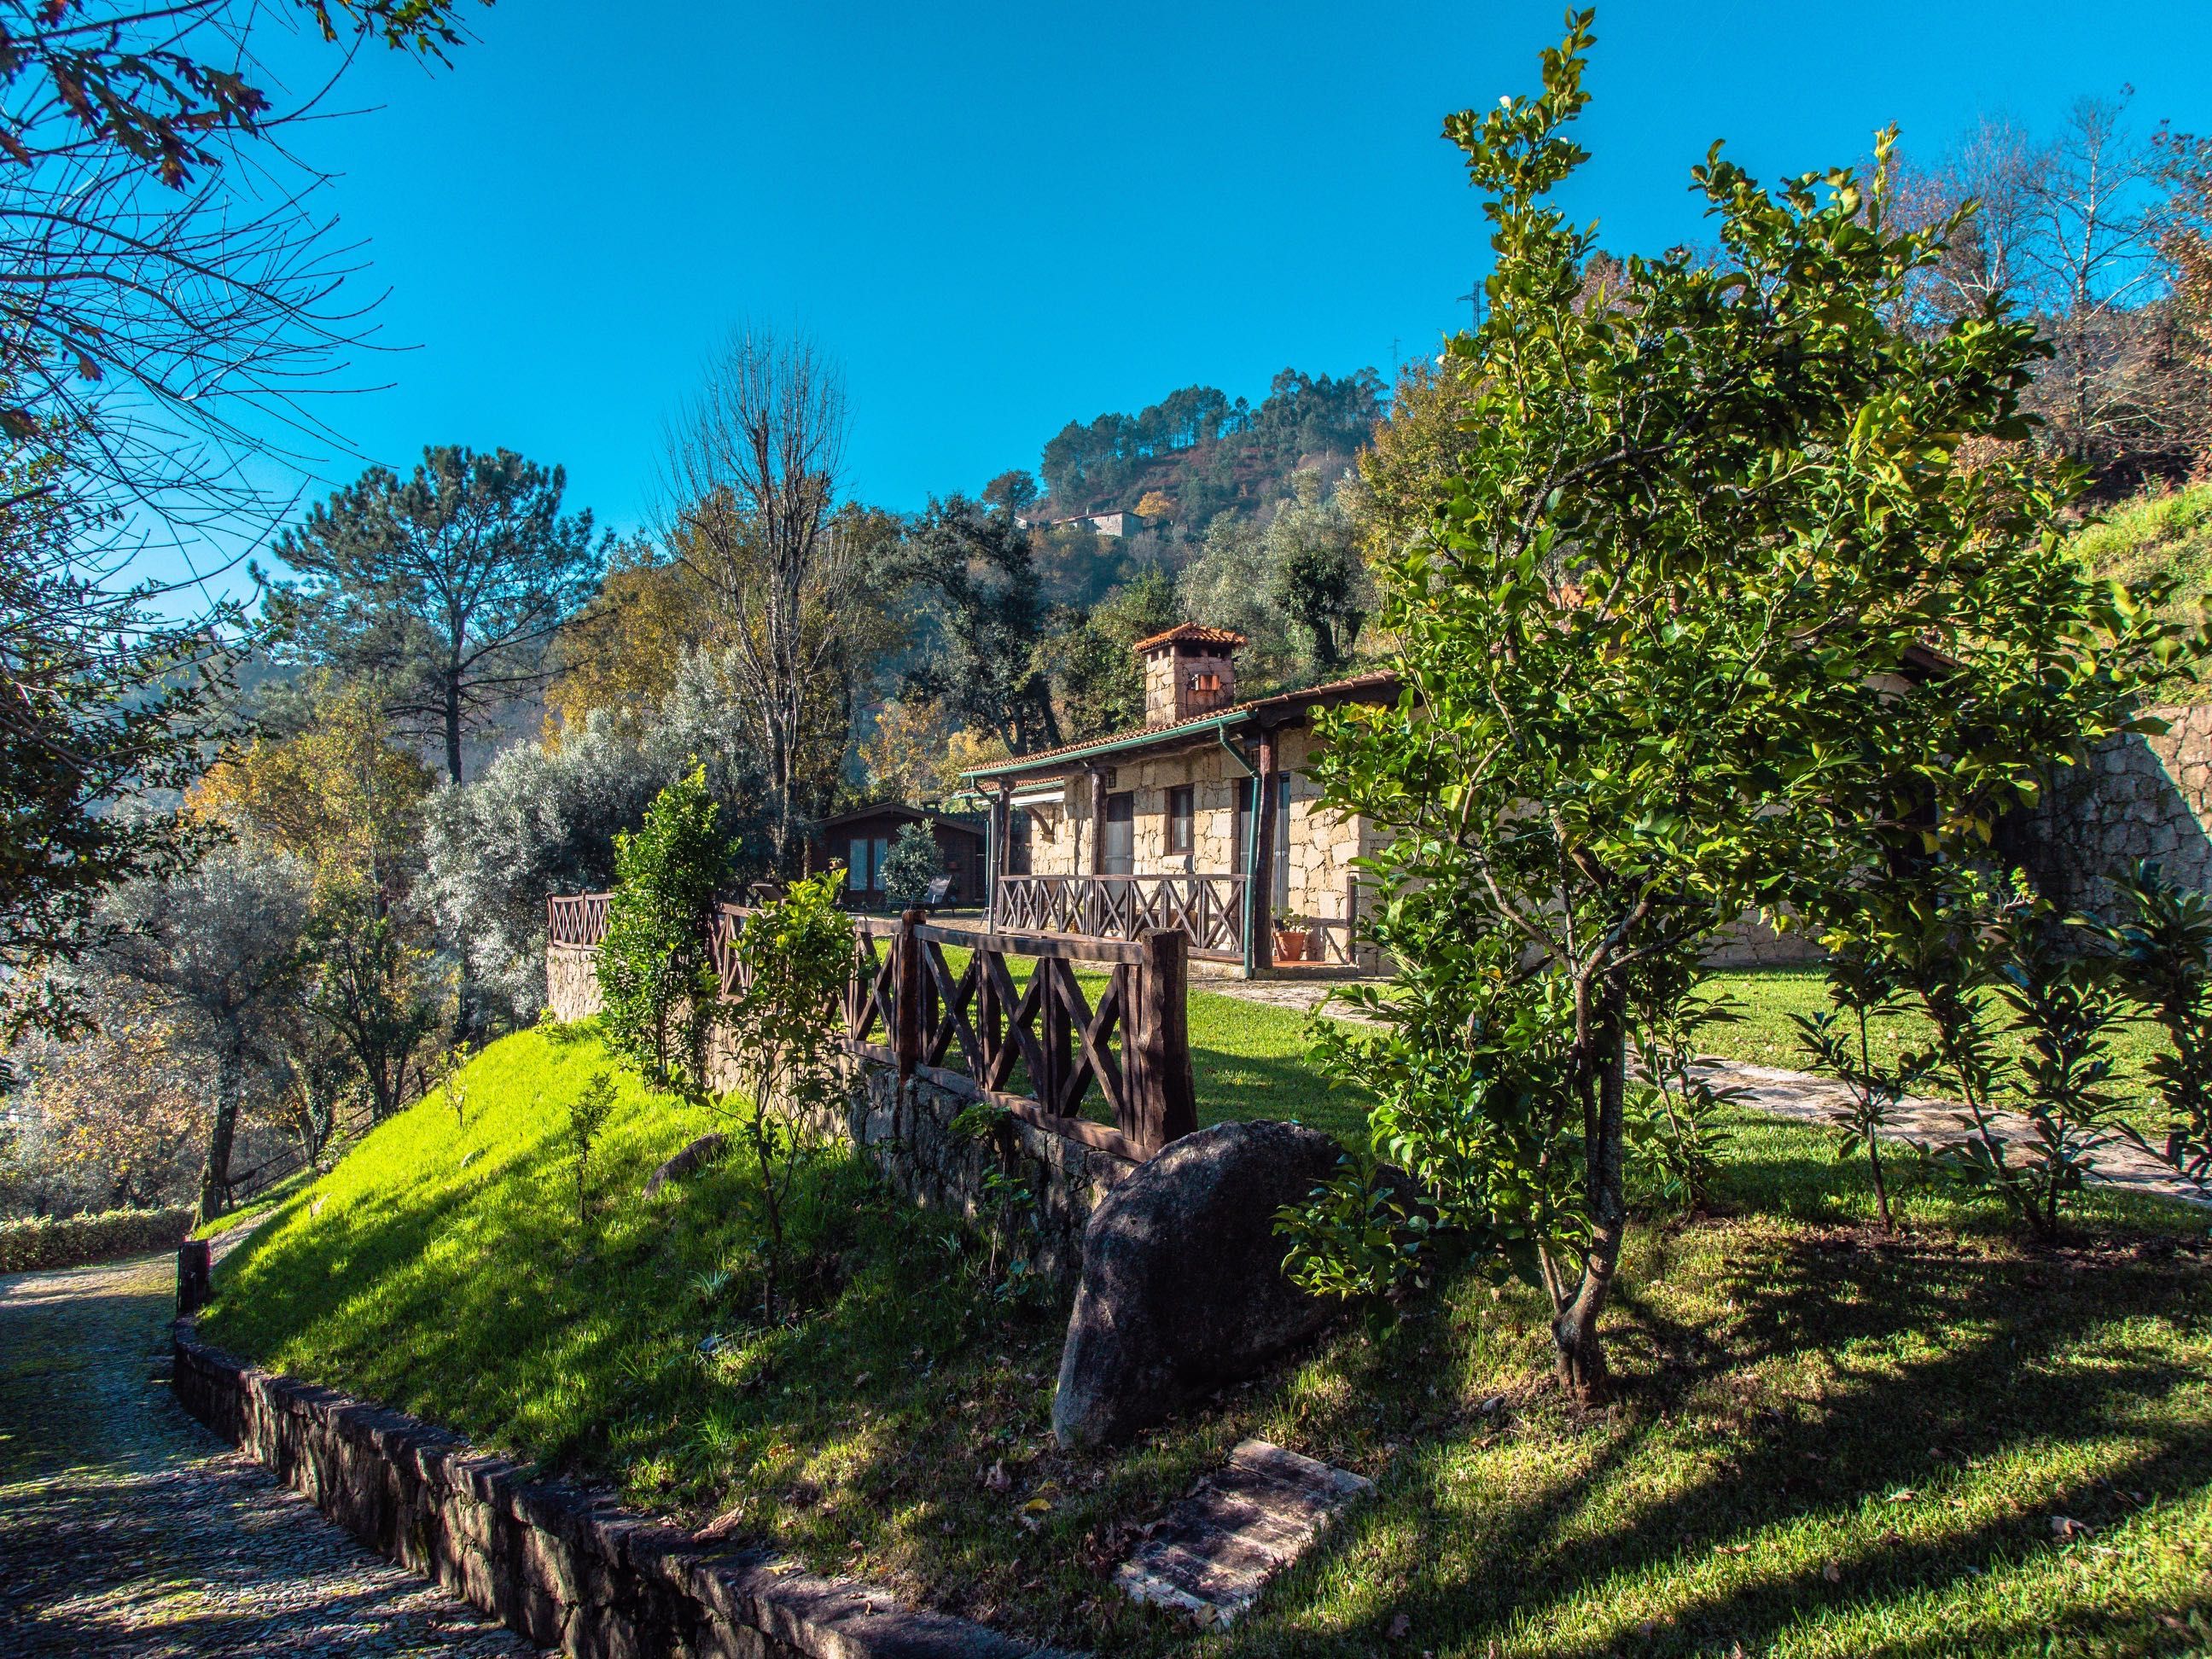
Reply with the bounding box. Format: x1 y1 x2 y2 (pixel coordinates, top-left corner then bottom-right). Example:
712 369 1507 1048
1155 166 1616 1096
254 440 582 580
1052 1120 1345 1449
643 1132 730 1197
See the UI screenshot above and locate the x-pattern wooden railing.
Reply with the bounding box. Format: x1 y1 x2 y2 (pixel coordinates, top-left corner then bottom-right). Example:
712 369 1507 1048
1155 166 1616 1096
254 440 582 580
546 892 610 946
650 899 1195 1161
993 873 1246 960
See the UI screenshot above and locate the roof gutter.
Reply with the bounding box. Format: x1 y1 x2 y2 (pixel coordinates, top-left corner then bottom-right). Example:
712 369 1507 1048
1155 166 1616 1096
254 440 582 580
963 709 1254 782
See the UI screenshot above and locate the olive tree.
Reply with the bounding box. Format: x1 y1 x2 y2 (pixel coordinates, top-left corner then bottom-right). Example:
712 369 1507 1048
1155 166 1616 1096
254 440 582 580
1284 14 2186 1400
88 840 311 1220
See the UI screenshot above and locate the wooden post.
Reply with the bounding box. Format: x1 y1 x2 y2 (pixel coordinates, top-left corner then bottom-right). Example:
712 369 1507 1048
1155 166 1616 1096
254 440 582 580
177 1239 211 1317
1251 728 1278 973
894 908 924 1080
986 788 1010 925
1128 928 1196 1155
1040 958 1068 1115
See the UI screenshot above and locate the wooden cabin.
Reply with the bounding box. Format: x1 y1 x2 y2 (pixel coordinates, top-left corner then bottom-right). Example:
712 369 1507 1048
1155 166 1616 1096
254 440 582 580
812 803 987 910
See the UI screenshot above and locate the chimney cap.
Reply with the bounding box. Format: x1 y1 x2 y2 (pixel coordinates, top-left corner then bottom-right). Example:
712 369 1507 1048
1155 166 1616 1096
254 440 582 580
1131 622 1246 655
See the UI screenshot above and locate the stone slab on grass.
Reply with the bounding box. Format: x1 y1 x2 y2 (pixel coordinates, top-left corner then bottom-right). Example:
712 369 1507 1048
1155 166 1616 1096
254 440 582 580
1114 1439 1372 1628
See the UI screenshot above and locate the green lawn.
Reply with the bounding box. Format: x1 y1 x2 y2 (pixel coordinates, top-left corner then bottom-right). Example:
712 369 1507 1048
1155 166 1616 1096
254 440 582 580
1699 968 2175 1135
201 1018 2210 1657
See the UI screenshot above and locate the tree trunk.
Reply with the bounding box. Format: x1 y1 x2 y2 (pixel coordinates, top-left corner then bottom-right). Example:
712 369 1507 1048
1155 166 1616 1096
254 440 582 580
444 677 464 786
1868 1132 1894 1231
1553 994 1627 1402
196 1041 242 1224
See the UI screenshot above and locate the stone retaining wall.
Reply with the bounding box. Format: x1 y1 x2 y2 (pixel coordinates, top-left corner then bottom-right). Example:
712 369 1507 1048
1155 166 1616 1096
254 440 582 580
549 942 602 1022
802 1068 1134 1286
171 1322 1066 1659
2010 704 2212 926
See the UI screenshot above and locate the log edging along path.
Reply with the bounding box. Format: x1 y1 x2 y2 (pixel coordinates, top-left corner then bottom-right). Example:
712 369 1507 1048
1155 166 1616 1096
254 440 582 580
0 1250 546 1657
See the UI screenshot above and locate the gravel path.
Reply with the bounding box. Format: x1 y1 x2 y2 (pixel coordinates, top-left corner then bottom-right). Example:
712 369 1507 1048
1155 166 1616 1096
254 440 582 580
1206 976 2209 1208
0 1252 547 1658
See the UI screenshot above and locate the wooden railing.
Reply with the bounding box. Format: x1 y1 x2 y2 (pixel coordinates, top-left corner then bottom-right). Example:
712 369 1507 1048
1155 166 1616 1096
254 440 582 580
547 891 610 946
992 873 1247 961
571 896 1195 1161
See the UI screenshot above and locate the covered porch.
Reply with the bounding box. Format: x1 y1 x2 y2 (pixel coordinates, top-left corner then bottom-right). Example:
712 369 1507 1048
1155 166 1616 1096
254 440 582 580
964 638 1391 976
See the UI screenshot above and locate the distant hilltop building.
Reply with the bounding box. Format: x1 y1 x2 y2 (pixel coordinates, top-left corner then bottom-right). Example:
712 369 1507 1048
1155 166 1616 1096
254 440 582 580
1015 508 1150 538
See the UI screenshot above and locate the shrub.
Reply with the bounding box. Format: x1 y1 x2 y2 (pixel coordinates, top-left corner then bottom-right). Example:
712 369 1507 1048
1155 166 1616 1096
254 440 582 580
879 822 943 910
714 870 853 1325
0 1206 192 1274
597 766 728 1089
2109 859 2212 1195
1791 940 1933 1232
564 1070 618 1224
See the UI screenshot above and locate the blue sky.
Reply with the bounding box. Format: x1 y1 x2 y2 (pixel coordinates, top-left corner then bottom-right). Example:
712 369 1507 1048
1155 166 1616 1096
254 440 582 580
167 0 2212 599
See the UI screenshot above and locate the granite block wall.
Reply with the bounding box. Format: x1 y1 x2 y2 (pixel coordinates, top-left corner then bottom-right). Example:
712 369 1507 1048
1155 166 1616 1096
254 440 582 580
170 1324 1062 1658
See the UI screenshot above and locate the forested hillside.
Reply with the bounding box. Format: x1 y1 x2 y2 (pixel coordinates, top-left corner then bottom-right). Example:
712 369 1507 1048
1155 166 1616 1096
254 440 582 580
1006 368 1383 526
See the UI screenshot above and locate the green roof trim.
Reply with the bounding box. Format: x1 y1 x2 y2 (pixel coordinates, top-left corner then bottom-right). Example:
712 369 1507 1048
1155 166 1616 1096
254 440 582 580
960 710 1254 780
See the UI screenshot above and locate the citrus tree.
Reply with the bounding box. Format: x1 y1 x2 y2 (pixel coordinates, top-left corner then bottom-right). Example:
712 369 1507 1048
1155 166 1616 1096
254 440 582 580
1285 14 2188 1400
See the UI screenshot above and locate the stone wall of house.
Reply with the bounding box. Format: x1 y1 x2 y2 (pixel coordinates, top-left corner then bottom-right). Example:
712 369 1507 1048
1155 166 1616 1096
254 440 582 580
1014 780 1081 876
2007 703 2212 924
1010 732 1378 968
1273 726 1372 965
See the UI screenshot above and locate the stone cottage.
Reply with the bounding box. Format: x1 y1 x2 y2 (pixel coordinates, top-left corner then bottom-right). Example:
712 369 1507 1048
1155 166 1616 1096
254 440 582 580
961 621 2212 975
962 624 1395 975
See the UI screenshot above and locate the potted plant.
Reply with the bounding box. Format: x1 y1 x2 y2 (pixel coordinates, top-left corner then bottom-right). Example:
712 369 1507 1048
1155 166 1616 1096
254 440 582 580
1271 910 1311 963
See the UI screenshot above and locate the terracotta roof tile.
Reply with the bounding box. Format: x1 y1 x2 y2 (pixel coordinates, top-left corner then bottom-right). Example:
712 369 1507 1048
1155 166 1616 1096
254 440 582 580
962 670 1400 778
1130 622 1249 653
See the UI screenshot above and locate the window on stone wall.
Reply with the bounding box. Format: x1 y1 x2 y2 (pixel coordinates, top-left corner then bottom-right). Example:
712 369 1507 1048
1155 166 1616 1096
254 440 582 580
1167 785 1193 854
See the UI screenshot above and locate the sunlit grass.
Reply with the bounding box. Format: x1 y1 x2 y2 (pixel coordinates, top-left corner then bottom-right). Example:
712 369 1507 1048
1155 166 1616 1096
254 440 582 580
202 1023 2211 1656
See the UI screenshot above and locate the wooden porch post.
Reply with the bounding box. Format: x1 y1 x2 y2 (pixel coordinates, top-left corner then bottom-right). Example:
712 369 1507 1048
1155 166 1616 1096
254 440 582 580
986 787 1009 927
1251 726 1278 973
1086 766 1108 936
1086 768 1108 874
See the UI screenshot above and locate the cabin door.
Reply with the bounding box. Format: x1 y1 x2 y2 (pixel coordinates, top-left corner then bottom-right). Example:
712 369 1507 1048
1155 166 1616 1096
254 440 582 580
1101 792 1134 876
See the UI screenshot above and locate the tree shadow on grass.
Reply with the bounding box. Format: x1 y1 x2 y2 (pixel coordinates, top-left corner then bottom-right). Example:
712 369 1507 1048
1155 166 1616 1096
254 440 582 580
200 1088 2211 1659
1200 1201 2209 1659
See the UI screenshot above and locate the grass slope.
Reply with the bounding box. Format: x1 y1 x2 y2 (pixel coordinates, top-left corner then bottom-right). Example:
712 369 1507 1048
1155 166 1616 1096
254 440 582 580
205 1016 2211 1657
2073 485 2212 676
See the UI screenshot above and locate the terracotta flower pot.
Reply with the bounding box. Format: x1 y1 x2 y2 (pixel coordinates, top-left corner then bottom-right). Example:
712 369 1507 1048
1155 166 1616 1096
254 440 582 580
1272 928 1308 963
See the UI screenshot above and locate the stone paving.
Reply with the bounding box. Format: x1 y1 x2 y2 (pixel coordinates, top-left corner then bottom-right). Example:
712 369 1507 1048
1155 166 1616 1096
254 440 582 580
0 1252 548 1658
1114 1439 1372 1628
1205 976 2209 1208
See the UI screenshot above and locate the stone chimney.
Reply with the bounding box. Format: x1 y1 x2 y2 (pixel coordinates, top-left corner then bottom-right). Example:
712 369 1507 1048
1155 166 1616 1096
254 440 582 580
1133 624 1245 726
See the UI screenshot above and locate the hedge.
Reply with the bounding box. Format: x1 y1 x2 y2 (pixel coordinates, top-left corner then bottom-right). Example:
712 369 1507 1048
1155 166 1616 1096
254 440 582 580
0 1207 193 1275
